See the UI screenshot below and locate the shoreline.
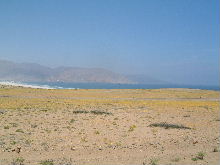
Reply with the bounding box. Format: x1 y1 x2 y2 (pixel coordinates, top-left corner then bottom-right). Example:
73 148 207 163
0 81 219 91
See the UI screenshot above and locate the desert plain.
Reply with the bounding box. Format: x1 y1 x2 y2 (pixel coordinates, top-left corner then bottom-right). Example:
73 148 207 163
0 85 219 165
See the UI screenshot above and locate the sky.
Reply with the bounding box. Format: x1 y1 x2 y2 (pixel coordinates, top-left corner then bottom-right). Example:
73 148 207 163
0 0 219 86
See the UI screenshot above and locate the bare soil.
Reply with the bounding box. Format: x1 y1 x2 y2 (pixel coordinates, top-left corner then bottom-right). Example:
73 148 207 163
0 86 219 165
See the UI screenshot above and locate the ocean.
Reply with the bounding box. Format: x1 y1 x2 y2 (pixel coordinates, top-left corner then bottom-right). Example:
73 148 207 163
1 81 218 90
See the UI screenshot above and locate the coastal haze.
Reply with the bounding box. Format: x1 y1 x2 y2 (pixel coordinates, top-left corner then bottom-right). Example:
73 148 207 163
0 59 133 84
0 59 172 85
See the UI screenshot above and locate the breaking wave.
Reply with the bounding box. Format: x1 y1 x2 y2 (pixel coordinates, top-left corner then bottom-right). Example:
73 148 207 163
0 81 56 89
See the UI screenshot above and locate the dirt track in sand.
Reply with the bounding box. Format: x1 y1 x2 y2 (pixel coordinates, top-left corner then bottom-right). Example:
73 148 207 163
0 86 219 165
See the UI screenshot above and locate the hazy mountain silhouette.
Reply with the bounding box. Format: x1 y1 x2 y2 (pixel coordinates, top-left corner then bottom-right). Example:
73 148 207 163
0 60 133 84
0 59 167 84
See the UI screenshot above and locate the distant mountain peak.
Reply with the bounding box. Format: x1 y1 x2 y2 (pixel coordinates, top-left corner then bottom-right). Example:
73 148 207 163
0 59 134 84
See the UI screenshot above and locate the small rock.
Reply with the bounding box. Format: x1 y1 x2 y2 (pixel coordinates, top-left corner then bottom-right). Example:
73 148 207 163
71 147 76 151
0 109 6 114
12 147 21 153
213 147 219 152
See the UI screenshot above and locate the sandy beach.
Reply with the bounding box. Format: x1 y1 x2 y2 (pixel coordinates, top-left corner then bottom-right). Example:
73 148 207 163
0 85 219 165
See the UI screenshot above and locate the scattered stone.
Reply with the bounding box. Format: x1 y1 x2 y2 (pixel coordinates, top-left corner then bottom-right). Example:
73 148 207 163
71 147 76 151
12 146 21 153
213 147 219 152
0 109 6 114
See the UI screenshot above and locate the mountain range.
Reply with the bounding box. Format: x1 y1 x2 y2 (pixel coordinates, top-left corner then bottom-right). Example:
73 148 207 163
0 59 165 84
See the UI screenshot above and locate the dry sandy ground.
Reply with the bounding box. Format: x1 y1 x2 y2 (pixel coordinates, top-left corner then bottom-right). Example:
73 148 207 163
0 85 219 165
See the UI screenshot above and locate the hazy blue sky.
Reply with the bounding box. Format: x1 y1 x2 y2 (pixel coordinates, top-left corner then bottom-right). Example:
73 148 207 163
0 0 219 85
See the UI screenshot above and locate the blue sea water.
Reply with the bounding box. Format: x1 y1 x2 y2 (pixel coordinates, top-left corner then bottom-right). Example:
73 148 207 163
31 82 220 90
1 81 219 90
